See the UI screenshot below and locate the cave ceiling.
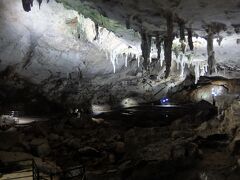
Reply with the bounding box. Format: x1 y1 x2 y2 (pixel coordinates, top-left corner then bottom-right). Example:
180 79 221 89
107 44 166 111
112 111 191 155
0 0 240 107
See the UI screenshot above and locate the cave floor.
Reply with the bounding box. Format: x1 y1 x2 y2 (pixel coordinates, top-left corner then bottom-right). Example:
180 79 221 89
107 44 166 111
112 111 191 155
1 101 240 180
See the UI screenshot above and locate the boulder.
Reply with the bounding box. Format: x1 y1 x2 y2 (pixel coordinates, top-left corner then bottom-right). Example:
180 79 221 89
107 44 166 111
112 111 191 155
37 143 51 157
30 138 50 157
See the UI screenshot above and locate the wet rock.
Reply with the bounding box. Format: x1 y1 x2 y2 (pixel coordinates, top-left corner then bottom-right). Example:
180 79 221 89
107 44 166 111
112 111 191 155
171 130 194 139
6 127 17 132
229 131 240 154
69 118 84 128
67 138 81 149
114 141 125 154
48 133 60 141
118 160 132 171
237 159 240 167
86 170 121 180
138 141 172 161
171 145 186 160
78 146 100 157
34 158 62 174
109 153 115 163
197 121 210 132
125 127 170 152
0 151 33 163
21 141 31 151
30 138 48 147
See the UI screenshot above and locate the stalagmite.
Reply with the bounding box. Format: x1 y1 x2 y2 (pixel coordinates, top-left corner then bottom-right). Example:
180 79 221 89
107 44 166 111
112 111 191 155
207 26 216 74
141 30 152 70
187 28 194 51
164 13 173 78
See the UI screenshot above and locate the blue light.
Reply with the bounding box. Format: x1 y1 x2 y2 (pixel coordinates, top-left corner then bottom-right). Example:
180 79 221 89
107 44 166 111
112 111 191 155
160 97 170 104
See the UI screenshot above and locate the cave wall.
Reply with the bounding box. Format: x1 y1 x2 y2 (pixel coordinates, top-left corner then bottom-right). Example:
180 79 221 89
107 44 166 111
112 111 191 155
0 0 176 111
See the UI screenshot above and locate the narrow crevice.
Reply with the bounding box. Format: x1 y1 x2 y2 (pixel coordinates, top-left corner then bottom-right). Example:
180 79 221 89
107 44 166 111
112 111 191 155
94 23 99 41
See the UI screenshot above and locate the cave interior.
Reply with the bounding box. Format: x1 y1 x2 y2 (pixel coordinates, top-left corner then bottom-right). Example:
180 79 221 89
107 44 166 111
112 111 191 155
0 0 240 179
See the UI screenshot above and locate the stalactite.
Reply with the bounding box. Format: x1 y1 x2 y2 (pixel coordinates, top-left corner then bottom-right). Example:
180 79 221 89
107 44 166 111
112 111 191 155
137 57 140 67
156 34 162 60
125 54 128 67
141 30 152 70
109 51 117 73
22 0 49 12
37 0 42 9
216 34 223 46
22 0 33 12
194 62 200 84
187 28 194 51
178 19 186 53
164 13 173 78
207 26 216 75
179 20 185 41
126 15 131 29
94 23 99 41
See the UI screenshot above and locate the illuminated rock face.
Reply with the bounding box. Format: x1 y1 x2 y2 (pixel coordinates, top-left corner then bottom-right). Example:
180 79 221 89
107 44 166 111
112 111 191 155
0 0 175 108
